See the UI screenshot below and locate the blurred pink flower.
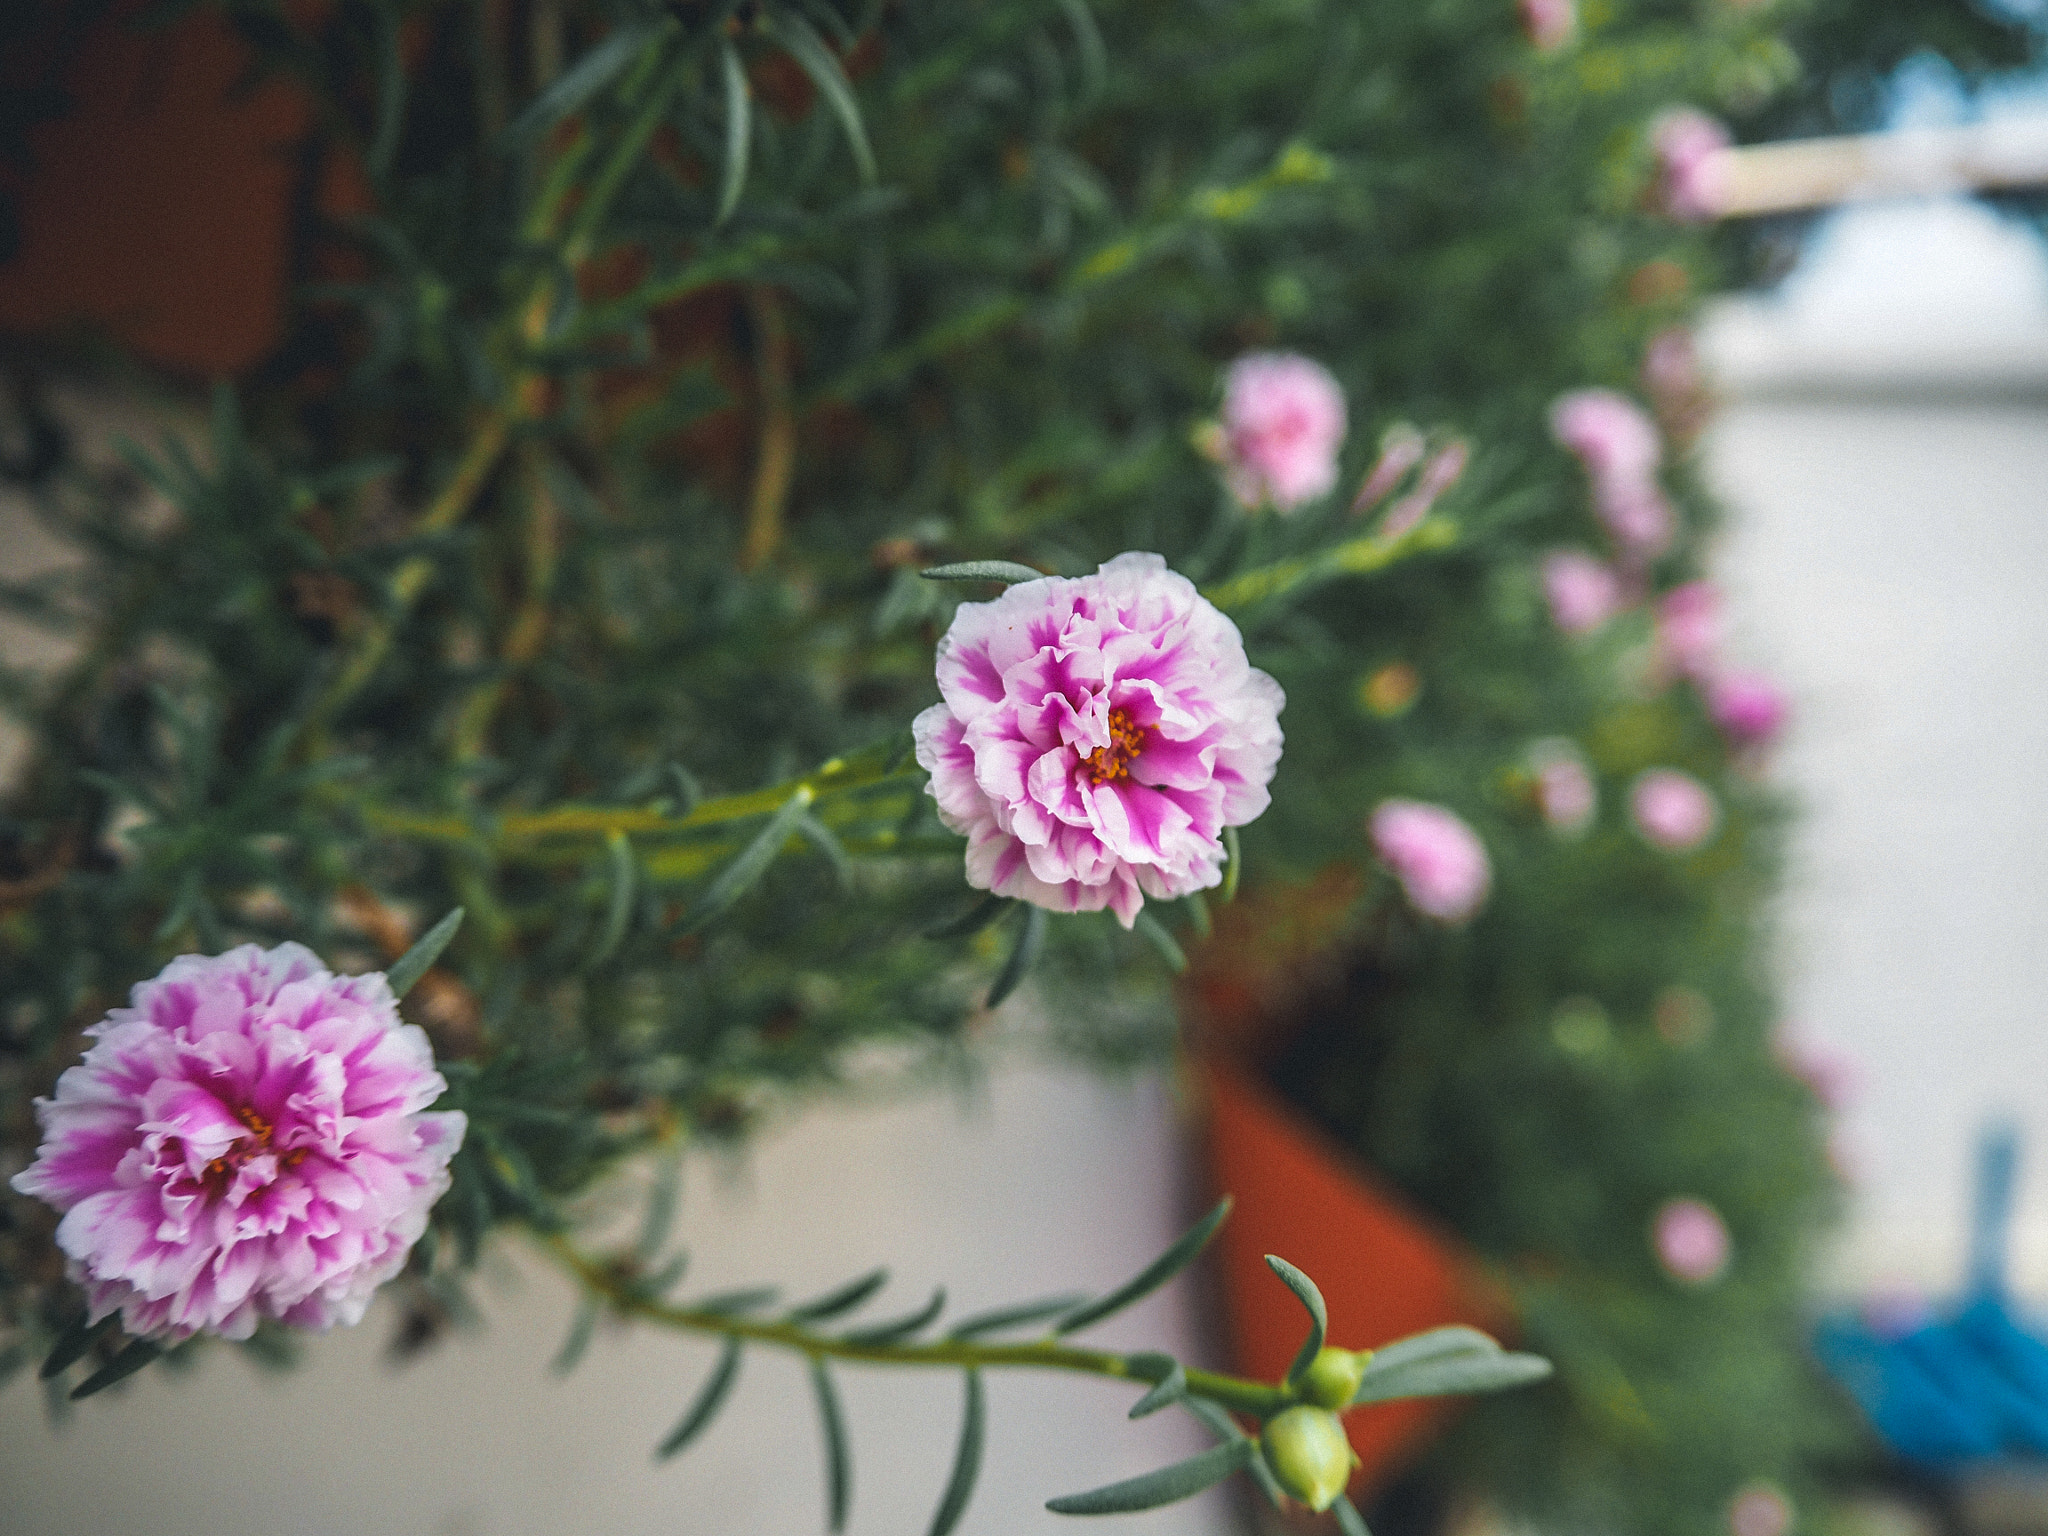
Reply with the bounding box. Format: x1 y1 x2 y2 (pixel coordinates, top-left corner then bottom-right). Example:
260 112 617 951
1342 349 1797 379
1351 423 1427 514
1531 740 1597 835
1380 440 1468 539
1728 1483 1793 1536
1542 550 1623 636
1519 0 1576 51
1549 388 1674 558
1220 352 1348 512
1371 799 1492 923
1653 1196 1731 1284
1651 108 1733 221
1642 326 1702 410
915 553 1284 928
10 943 465 1341
1631 768 1719 851
1708 671 1789 748
1773 1026 1857 1111
1656 580 1721 680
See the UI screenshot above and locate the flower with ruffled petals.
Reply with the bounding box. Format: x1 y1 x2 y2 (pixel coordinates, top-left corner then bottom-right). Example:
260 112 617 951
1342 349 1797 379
1654 1196 1731 1283
914 554 1285 929
1709 671 1789 748
10 943 466 1341
1371 799 1491 923
1631 768 1720 851
1220 352 1347 513
1542 550 1623 636
1651 108 1732 222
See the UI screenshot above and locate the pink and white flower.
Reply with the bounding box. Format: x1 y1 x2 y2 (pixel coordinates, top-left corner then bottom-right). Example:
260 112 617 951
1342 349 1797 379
1220 352 1348 512
1370 799 1492 923
1653 1196 1731 1284
1519 0 1576 52
914 553 1285 928
1631 768 1720 851
11 943 465 1341
1542 550 1623 636
1651 108 1733 222
1708 670 1789 748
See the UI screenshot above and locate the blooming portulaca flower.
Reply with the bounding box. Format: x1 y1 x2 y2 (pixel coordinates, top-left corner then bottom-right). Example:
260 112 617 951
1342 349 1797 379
1652 1196 1731 1284
1370 799 1491 923
1630 768 1719 851
1708 670 1789 748
1220 352 1347 513
1549 388 1675 558
1651 107 1733 222
1541 549 1623 636
11 944 466 1341
915 553 1284 928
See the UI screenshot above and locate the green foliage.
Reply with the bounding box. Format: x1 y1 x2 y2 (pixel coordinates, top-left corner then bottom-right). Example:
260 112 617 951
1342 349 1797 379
0 0 2039 1528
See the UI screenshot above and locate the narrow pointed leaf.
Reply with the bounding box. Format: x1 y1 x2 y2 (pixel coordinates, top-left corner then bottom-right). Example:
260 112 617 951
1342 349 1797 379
550 1294 601 1376
387 907 464 1000
924 893 1009 941
1359 1324 1499 1374
636 1153 682 1265
1266 1255 1327 1387
1128 1359 1187 1419
69 1339 162 1400
1351 1348 1552 1404
811 1356 853 1531
1054 0 1107 101
666 762 702 815
680 789 813 935
760 11 876 183
715 39 751 226
509 22 661 141
1132 910 1186 973
948 1292 1087 1339
1221 826 1241 902
40 1313 119 1381
919 560 1046 585
693 1286 779 1315
927 1368 985 1536
1045 1438 1252 1515
789 1267 889 1322
844 1287 945 1344
986 904 1047 1009
583 832 637 970
1182 1398 1283 1509
1335 1494 1376 1536
656 1336 742 1459
796 813 853 890
1057 1197 1231 1336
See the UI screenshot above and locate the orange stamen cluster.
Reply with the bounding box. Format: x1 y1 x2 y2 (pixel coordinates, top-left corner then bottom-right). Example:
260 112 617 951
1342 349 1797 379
1081 707 1146 785
198 1105 304 1193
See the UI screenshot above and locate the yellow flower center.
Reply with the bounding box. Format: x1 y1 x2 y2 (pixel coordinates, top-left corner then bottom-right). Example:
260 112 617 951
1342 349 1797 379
1081 707 1146 785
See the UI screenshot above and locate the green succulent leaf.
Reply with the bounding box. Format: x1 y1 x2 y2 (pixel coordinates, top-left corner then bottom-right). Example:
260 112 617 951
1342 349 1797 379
1265 1255 1327 1388
1127 1358 1187 1419
986 904 1047 1009
39 1313 120 1382
1351 1326 1553 1404
843 1287 945 1345
758 9 876 184
550 1294 600 1377
947 1293 1088 1339
1045 1438 1252 1515
1056 1197 1231 1336
927 1368 986 1536
923 893 1010 941
508 22 665 141
386 907 464 1000
679 789 813 935
918 560 1048 585
1335 1494 1377 1536
1131 910 1187 973
69 1339 162 1401
811 1356 853 1532
789 1267 890 1322
714 38 752 226
656 1336 743 1460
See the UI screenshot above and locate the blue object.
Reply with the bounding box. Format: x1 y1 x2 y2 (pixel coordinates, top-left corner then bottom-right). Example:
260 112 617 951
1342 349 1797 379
1814 1121 2048 1466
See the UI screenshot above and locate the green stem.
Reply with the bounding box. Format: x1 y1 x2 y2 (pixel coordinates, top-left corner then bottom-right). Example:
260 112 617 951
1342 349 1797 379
541 1234 1291 1419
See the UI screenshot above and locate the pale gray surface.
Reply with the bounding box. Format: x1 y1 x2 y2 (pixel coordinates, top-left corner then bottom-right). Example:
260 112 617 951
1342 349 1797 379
0 1062 1233 1536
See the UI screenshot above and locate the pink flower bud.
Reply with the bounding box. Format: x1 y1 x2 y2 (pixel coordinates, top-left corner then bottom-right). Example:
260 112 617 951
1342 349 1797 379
1596 478 1676 558
1708 671 1789 748
1651 108 1733 222
1379 440 1468 539
1653 1196 1731 1284
1530 740 1597 834
1519 0 1576 52
1370 799 1492 924
1351 423 1427 514
1542 550 1622 636
1220 352 1348 513
1655 581 1720 681
1630 768 1719 851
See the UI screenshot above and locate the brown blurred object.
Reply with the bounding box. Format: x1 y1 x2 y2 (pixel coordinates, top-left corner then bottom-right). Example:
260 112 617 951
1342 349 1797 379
1202 1058 1510 1503
1710 120 2048 218
1179 863 1363 1058
335 884 484 1058
0 3 311 374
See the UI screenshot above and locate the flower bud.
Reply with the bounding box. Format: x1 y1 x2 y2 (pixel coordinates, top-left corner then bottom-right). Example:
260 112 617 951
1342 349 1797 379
1261 1405 1357 1513
1298 1346 1369 1409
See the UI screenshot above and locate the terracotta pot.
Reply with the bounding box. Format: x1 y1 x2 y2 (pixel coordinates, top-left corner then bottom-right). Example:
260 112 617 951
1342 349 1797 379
1201 1056 1509 1500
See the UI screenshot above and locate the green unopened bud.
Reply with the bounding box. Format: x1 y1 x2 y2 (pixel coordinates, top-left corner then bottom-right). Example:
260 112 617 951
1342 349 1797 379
1298 1345 1370 1409
1261 1405 1358 1513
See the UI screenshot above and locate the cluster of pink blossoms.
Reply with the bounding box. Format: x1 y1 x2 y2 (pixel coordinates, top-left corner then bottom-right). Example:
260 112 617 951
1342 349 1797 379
11 943 465 1341
1549 387 1674 562
915 553 1285 928
1217 352 1348 513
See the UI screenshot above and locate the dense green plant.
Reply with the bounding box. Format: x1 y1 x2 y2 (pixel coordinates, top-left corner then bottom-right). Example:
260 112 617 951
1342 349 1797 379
1 1 2038 1532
